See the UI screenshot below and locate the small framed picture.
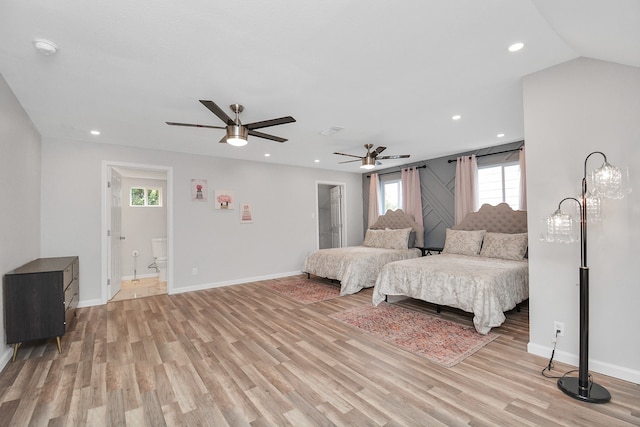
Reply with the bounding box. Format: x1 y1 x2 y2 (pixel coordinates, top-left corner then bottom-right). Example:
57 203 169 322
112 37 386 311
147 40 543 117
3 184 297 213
191 179 207 201
215 190 234 210
240 203 253 223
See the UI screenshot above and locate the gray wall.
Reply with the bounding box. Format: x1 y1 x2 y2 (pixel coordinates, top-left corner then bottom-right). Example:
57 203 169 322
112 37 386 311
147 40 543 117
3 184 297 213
0 74 42 366
363 140 524 247
524 57 639 383
39 138 364 305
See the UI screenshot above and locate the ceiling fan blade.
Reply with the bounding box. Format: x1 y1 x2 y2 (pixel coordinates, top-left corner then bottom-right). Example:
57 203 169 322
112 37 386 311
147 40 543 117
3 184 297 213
378 154 411 160
246 116 296 130
218 135 227 144
166 121 226 129
333 152 364 159
339 159 361 164
372 146 387 156
199 100 234 125
248 129 287 143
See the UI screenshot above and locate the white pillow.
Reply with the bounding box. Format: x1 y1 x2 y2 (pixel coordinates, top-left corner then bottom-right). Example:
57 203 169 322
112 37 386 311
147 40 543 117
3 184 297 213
442 229 486 256
480 232 528 260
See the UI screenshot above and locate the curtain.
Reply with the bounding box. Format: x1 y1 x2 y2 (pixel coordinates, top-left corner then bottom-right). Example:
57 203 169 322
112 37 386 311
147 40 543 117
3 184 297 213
519 146 527 210
368 173 380 227
401 167 423 226
454 154 478 224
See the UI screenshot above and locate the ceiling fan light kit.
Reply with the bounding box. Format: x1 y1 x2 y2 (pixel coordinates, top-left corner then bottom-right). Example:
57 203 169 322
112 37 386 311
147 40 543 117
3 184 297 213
360 156 376 169
226 124 248 146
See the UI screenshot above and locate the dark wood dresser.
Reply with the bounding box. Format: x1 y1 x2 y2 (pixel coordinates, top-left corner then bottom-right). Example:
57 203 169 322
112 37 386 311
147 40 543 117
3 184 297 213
3 256 79 361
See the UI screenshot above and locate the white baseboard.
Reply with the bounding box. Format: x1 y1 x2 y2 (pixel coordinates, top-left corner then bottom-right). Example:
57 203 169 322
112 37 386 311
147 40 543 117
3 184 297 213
170 271 303 295
120 273 158 281
528 342 640 385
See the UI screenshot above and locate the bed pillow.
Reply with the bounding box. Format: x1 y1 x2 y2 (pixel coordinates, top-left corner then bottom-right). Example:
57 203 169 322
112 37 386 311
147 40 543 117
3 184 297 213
363 229 385 247
480 232 528 261
363 228 412 249
442 229 486 256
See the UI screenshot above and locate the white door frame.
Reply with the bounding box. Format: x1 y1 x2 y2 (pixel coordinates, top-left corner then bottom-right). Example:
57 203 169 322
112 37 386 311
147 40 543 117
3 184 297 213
101 160 173 304
315 181 347 249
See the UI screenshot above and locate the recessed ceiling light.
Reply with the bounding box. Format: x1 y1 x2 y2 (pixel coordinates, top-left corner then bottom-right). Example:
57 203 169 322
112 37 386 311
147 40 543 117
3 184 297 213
33 39 58 55
452 115 461 121
508 42 524 52
90 130 100 136
264 153 271 157
497 133 505 138
314 159 320 163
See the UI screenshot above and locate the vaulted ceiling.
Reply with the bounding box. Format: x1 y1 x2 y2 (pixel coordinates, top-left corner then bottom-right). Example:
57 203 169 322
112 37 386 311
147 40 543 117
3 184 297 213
1 1 638 171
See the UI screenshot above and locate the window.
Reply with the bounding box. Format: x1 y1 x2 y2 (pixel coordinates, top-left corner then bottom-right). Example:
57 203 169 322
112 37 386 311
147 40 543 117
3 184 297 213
130 187 162 207
381 179 402 212
477 162 520 209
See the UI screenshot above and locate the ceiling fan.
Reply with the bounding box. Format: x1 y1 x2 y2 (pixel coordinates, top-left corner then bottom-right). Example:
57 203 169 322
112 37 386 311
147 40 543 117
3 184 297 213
166 100 296 146
334 144 410 169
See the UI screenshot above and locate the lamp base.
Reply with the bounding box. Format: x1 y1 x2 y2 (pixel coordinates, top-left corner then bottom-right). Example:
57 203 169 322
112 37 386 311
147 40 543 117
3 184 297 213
557 377 611 403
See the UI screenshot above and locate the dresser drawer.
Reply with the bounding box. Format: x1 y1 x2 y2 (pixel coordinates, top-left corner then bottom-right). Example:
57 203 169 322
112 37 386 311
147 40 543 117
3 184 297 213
65 278 79 310
63 264 73 287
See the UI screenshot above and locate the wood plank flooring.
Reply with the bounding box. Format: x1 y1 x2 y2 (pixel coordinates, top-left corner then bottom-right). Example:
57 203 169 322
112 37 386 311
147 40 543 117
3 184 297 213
0 274 638 426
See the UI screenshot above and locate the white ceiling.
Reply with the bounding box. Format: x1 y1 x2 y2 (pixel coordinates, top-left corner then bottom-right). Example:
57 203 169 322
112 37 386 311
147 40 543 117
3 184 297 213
1 1 638 172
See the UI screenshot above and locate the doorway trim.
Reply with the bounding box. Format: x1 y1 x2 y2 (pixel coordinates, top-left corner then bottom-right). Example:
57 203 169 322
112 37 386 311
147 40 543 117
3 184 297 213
101 160 174 304
315 181 347 249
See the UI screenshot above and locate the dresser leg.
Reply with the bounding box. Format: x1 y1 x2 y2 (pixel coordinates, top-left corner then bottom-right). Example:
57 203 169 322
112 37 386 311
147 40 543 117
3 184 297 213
11 343 21 362
56 337 62 354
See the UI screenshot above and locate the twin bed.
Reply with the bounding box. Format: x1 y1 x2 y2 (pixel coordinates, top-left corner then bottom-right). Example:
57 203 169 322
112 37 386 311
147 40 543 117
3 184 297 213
304 203 529 334
303 209 423 295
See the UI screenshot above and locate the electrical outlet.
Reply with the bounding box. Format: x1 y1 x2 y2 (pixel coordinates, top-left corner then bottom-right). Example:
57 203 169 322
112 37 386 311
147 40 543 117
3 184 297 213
192 267 198 276
554 321 565 337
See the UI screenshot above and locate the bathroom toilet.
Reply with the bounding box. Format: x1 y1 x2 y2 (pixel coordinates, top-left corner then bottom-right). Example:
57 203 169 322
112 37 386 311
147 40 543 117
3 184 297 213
151 238 167 282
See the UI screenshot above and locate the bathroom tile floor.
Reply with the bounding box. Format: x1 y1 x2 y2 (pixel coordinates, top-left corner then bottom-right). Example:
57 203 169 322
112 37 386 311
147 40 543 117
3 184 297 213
111 276 167 302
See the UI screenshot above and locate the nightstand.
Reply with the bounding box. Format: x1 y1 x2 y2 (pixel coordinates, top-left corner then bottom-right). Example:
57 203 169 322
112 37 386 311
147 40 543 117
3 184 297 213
417 247 443 256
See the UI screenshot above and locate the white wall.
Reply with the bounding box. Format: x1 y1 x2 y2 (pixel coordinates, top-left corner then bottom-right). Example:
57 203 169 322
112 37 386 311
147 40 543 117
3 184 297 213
120 176 167 279
40 138 363 304
524 58 640 383
0 74 42 366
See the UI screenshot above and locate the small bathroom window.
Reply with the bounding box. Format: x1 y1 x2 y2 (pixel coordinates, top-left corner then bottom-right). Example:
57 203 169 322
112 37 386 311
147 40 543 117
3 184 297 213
130 187 162 207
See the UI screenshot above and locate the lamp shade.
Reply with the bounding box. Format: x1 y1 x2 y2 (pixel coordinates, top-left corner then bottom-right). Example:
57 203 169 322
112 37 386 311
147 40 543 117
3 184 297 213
544 208 577 243
592 161 623 199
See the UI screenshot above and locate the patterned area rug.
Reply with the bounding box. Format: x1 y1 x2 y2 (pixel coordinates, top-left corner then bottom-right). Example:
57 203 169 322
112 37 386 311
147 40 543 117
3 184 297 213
329 303 499 367
264 279 341 304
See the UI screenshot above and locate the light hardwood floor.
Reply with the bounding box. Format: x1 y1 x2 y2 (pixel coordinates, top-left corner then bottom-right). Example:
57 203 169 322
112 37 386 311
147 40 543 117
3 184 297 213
0 275 638 426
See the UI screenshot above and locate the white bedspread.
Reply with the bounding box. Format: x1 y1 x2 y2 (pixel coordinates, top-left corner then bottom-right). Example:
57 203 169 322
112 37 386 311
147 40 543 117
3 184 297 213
303 246 420 296
372 254 528 334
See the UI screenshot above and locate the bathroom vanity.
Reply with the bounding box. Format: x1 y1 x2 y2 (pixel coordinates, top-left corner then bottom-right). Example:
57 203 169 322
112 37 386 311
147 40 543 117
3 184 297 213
3 256 79 361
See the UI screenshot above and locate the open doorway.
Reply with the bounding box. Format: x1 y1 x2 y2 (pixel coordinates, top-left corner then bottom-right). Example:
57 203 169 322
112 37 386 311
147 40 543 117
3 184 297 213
316 182 346 249
102 161 172 303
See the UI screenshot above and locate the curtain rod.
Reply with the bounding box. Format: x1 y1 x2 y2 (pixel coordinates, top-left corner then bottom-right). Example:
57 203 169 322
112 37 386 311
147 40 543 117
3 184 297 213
447 144 524 163
366 164 426 178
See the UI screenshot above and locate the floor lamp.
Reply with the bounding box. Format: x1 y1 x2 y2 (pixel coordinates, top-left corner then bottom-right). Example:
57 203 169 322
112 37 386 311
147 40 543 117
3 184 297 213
545 151 629 403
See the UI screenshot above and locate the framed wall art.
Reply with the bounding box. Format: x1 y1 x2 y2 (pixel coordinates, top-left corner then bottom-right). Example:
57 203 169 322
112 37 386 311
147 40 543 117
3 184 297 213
191 179 207 201
215 190 235 210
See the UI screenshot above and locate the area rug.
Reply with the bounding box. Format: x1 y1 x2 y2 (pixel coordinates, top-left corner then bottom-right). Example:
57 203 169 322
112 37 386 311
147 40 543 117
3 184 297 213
264 279 340 304
329 303 499 367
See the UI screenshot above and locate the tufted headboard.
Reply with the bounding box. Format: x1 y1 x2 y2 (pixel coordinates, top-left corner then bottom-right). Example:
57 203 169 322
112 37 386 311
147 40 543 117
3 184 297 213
369 209 425 247
453 203 527 234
